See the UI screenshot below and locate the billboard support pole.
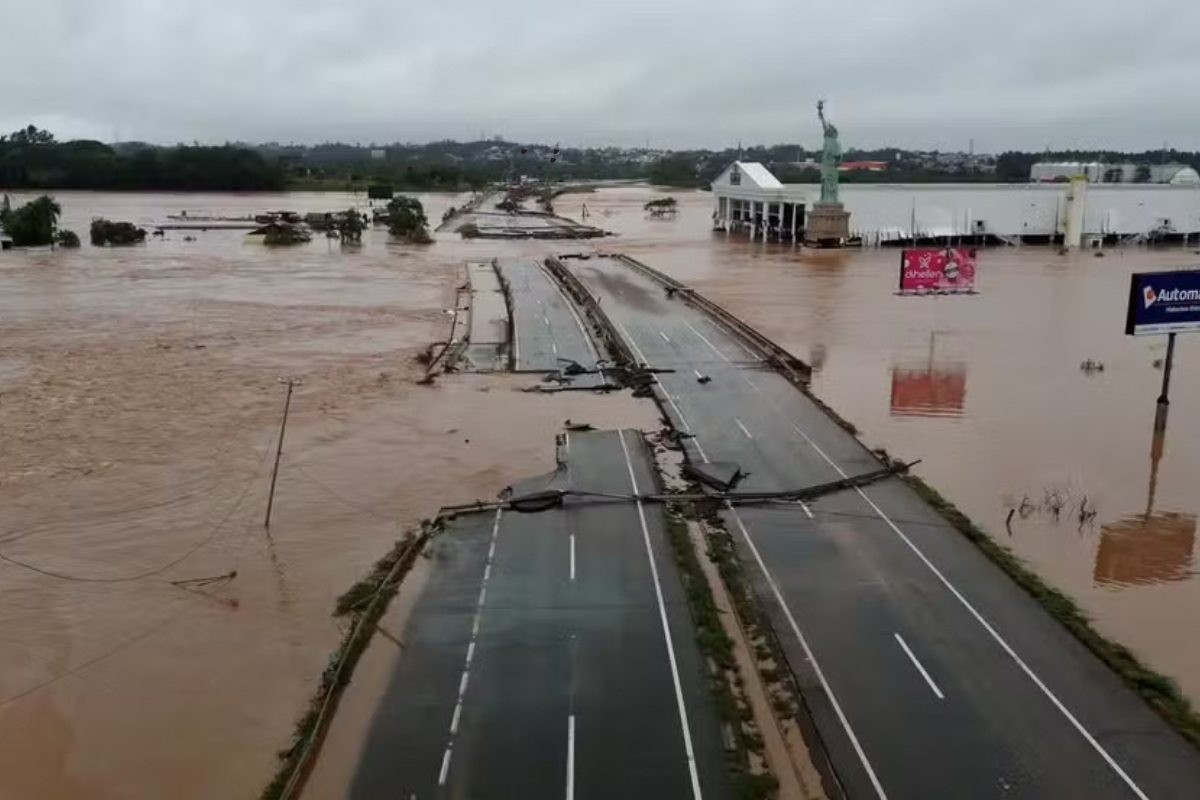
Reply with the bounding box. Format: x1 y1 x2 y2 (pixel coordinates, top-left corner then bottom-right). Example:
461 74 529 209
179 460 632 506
1154 332 1177 433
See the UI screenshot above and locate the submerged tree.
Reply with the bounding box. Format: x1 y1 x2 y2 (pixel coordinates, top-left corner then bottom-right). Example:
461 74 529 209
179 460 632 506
337 207 365 244
1 195 61 246
386 196 432 243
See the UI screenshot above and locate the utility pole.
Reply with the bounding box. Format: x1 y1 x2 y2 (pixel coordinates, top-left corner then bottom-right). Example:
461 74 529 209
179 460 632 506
264 377 300 529
1154 332 1176 434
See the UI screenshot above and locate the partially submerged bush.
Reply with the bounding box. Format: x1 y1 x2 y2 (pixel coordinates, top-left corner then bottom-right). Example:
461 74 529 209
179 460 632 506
90 218 147 246
262 224 312 246
55 229 81 248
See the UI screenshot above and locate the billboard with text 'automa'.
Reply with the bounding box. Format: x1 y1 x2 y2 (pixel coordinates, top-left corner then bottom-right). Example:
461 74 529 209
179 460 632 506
899 248 977 293
1126 270 1200 335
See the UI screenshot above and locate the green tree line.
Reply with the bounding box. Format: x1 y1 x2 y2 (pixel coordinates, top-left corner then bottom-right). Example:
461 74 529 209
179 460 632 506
0 125 285 191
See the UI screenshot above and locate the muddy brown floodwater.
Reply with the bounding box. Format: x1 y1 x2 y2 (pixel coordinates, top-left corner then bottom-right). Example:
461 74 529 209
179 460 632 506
0 190 649 800
563 185 1200 705
5 184 1200 798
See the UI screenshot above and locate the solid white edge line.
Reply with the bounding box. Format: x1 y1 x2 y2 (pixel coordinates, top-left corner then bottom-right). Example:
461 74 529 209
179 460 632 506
618 430 704 800
894 633 945 700
438 506 503 788
566 715 576 800
540 260 599 360
728 507 889 799
735 418 753 440
683 319 755 364
614 320 707 461
773 395 1150 799
701 316 760 360
610 277 1145 798
618 308 882 794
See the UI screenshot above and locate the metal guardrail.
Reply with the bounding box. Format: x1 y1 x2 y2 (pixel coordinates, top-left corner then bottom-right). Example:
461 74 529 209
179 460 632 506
543 256 639 368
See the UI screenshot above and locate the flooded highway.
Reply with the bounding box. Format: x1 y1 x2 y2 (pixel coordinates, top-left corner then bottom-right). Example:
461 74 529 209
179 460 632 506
563 186 1200 705
4 184 1200 797
0 190 639 800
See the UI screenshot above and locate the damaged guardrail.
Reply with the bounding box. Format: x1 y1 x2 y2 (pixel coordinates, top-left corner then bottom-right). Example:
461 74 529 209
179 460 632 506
440 458 919 516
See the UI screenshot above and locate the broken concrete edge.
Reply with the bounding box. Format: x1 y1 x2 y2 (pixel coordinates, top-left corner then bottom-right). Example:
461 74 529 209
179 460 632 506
260 520 439 800
435 268 475 377
870 449 1200 753
418 283 470 382
644 404 850 793
435 190 489 232
542 255 638 371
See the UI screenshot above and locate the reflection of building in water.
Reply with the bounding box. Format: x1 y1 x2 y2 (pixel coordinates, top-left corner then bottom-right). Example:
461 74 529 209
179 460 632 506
890 330 967 418
889 364 967 417
1095 513 1196 588
1094 429 1197 589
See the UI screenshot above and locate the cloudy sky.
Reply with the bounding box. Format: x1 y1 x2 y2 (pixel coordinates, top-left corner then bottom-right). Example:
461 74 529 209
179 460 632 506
1 0 1195 152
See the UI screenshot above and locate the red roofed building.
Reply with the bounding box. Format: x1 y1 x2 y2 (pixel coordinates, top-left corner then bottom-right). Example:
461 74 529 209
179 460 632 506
838 160 888 172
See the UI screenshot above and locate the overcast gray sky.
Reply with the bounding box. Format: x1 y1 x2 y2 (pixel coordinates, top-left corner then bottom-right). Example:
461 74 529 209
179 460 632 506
1 0 1196 152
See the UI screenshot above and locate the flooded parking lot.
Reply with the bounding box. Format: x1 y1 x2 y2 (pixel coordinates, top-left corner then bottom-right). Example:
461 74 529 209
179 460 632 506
570 186 1200 702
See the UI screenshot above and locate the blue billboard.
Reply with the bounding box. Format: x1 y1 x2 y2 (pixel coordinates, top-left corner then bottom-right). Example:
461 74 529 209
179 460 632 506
1126 270 1200 336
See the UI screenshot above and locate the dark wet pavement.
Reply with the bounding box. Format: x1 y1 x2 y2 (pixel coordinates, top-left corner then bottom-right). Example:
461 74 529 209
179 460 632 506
567 252 1200 800
349 430 733 800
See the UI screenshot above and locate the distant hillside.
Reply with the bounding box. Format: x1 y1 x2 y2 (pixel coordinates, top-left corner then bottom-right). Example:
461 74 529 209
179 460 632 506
7 124 1200 192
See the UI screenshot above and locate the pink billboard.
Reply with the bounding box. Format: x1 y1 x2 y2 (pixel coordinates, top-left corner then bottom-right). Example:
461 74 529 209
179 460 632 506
899 248 977 293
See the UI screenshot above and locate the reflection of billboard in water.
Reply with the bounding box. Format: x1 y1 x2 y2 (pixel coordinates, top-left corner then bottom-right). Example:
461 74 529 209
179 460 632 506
890 364 968 417
899 248 977 293
1095 512 1196 589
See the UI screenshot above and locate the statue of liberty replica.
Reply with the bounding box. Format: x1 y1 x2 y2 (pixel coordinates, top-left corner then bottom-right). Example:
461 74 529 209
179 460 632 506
805 100 852 247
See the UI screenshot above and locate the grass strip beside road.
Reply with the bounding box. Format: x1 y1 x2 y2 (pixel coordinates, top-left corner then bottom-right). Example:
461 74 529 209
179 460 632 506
663 502 782 800
259 522 436 800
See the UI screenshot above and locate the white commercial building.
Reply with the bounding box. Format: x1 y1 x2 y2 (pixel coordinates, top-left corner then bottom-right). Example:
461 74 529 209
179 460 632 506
710 161 1200 245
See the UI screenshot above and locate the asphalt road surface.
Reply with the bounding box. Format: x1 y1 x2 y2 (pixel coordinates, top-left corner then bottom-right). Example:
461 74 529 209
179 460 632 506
496 259 599 373
570 254 1200 800
349 430 733 800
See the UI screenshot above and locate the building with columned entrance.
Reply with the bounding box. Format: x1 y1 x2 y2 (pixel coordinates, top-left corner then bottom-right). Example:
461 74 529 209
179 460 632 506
710 161 1200 247
710 161 811 242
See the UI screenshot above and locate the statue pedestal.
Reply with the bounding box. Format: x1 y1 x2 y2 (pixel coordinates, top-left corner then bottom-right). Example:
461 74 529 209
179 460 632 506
805 202 851 247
